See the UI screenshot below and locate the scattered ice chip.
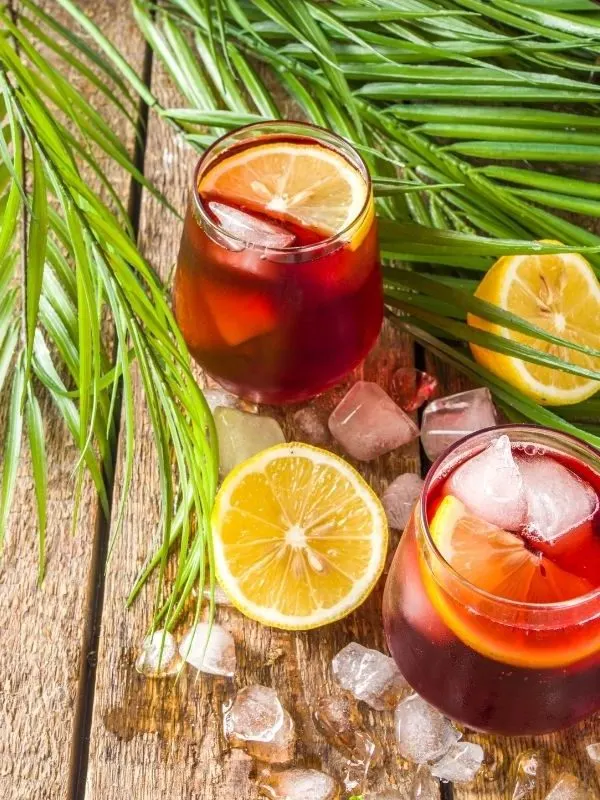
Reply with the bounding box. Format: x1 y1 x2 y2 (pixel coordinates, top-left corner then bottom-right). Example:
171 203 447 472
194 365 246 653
293 407 330 445
421 388 497 462
135 630 181 677
328 381 419 461
390 368 438 413
332 642 409 710
179 623 236 677
446 435 527 530
258 768 340 800
394 694 460 764
208 201 296 249
544 774 592 800
313 693 380 783
586 742 600 763
431 741 484 783
411 765 441 800
224 685 284 743
202 583 232 606
511 750 544 800
203 387 238 413
383 472 424 530
240 709 296 764
517 456 598 544
214 408 285 476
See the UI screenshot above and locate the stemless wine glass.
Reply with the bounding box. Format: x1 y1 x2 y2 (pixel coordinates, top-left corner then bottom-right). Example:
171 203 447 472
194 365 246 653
383 425 600 736
173 121 382 404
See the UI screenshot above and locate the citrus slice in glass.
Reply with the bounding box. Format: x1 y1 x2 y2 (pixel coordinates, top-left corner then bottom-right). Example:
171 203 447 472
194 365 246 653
212 442 388 630
199 140 372 247
468 246 600 405
422 495 598 668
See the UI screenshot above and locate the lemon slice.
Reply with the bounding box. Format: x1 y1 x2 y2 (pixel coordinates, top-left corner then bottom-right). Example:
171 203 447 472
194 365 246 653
212 443 388 630
423 495 596 668
199 141 372 246
468 247 600 405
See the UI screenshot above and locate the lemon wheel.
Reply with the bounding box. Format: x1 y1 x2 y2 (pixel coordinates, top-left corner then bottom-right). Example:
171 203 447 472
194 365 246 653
468 247 600 405
199 140 373 248
212 443 388 630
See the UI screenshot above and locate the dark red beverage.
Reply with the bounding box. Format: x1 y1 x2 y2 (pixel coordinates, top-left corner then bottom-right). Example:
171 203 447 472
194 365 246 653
174 122 382 404
383 425 600 735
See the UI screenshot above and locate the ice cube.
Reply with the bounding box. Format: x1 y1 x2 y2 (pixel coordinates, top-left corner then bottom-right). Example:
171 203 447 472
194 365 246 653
390 368 438 413
446 435 527 530
258 768 340 800
431 741 484 783
203 387 238 413
421 388 498 462
313 693 381 780
545 774 592 800
328 381 419 461
208 201 296 249
239 708 296 764
292 407 330 446
586 742 600 763
517 456 598 543
511 750 544 800
179 623 236 677
332 642 409 710
224 685 284 743
135 630 181 677
214 408 285 476
383 472 424 530
394 694 461 764
202 583 232 606
411 765 441 800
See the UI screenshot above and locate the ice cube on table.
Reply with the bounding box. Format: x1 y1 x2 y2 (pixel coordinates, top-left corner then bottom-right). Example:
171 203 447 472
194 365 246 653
202 583 232 606
383 473 425 530
517 456 598 544
421 388 498 462
446 435 527 531
292 407 330 446
328 381 419 461
313 693 380 784
208 201 296 249
332 642 409 710
214 408 285 476
390 368 438 413
135 630 181 677
586 742 600 763
224 685 284 743
179 623 236 677
259 768 340 800
511 750 544 800
203 387 238 413
394 694 461 764
411 765 441 800
430 741 484 783
544 774 592 800
241 708 296 764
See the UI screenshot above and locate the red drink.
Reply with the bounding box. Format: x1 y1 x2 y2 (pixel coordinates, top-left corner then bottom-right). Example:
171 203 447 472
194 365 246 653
174 122 382 404
383 425 600 735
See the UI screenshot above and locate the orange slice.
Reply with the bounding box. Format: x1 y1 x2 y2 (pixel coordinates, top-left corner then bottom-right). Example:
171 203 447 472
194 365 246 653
422 495 599 668
199 140 372 248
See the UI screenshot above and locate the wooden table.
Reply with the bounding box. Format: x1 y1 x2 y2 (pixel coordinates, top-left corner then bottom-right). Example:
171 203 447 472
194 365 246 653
1 2 599 798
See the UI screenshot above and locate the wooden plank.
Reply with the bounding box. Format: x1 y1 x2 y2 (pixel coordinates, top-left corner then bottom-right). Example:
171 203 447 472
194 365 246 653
84 59 432 798
0 5 145 799
425 353 600 799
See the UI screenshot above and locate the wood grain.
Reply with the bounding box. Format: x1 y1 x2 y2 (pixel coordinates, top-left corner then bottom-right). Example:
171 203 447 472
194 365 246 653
82 57 434 798
0 4 145 799
425 353 600 800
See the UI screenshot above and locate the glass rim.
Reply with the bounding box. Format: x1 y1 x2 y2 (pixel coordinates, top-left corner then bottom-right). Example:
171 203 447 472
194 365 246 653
419 422 600 613
191 120 373 257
